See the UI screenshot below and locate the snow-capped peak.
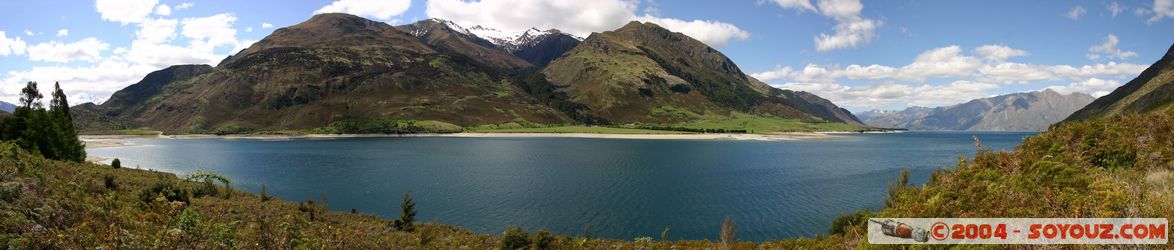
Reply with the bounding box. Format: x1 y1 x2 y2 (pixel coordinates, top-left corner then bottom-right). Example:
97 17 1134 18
411 18 583 52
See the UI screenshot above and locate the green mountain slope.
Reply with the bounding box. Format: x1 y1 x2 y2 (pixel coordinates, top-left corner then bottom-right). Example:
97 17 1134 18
77 13 569 133
74 15 864 133
1066 43 1174 121
542 21 862 126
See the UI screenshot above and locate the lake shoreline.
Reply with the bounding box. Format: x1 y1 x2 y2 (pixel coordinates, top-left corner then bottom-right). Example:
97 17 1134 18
81 131 855 145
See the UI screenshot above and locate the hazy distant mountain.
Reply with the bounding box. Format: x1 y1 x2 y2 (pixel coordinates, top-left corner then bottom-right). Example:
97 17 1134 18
0 101 15 113
858 90 1095 131
1065 42 1174 121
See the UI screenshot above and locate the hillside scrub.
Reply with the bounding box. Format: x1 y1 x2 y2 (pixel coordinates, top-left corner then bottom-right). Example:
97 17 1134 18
778 110 1174 248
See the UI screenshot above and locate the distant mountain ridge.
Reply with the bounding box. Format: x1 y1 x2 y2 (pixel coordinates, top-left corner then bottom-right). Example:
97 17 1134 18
73 13 862 133
858 90 1095 131
1065 42 1174 121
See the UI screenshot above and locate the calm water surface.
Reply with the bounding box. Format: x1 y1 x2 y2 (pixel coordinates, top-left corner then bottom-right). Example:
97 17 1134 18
88 131 1033 241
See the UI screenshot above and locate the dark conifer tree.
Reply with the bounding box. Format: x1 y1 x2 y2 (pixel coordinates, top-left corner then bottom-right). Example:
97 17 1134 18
49 82 85 162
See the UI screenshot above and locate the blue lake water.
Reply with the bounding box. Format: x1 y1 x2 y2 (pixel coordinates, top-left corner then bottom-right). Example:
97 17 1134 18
87 131 1033 241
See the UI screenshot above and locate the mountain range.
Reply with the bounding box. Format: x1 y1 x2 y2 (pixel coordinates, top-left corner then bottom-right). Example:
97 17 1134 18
857 90 1095 131
72 13 861 133
1065 42 1174 121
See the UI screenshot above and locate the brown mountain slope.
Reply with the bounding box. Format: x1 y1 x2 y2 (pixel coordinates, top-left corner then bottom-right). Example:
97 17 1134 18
542 21 862 125
81 13 568 133
1066 42 1174 121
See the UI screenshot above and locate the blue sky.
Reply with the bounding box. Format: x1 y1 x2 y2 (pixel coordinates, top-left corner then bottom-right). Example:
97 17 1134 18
1 0 1172 112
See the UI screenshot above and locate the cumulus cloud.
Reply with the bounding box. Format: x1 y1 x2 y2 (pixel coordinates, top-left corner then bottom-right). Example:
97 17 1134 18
261 22 274 29
0 31 27 56
635 16 750 47
750 44 1149 110
94 0 159 25
974 44 1029 62
766 0 816 12
1 60 158 105
1065 6 1087 20
767 0 881 52
3 4 258 105
56 29 69 37
155 4 171 16
1148 0 1174 24
1087 34 1137 61
777 80 1000 109
26 38 111 63
426 0 749 48
181 14 247 53
1047 78 1122 97
314 0 411 21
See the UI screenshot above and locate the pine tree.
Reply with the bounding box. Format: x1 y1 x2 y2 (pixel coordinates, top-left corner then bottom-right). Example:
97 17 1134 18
49 82 85 162
392 191 416 232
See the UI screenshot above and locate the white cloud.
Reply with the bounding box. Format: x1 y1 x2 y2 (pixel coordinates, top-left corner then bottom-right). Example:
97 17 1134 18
314 0 411 21
181 13 240 53
426 0 749 48
1047 78 1122 97
56 29 69 37
894 45 983 81
635 16 750 47
1 60 158 105
261 22 274 29
174 2 194 10
767 0 816 12
974 44 1029 62
1065 6 1087 20
751 44 1149 110
26 38 111 63
814 18 878 52
94 0 160 25
123 42 224 68
136 18 178 44
0 31 28 56
1148 0 1174 24
1108 2 1126 17
24 30 34 36
245 27 253 32
1087 34 1137 61
775 80 1000 110
155 4 171 16
769 0 880 51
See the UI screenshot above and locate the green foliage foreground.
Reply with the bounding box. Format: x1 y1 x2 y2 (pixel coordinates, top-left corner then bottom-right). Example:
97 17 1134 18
0 110 1171 248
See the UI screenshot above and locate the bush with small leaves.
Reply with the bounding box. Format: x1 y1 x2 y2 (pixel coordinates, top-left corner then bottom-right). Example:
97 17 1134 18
532 229 554 250
103 175 117 190
138 181 191 204
499 226 530 250
111 158 121 168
